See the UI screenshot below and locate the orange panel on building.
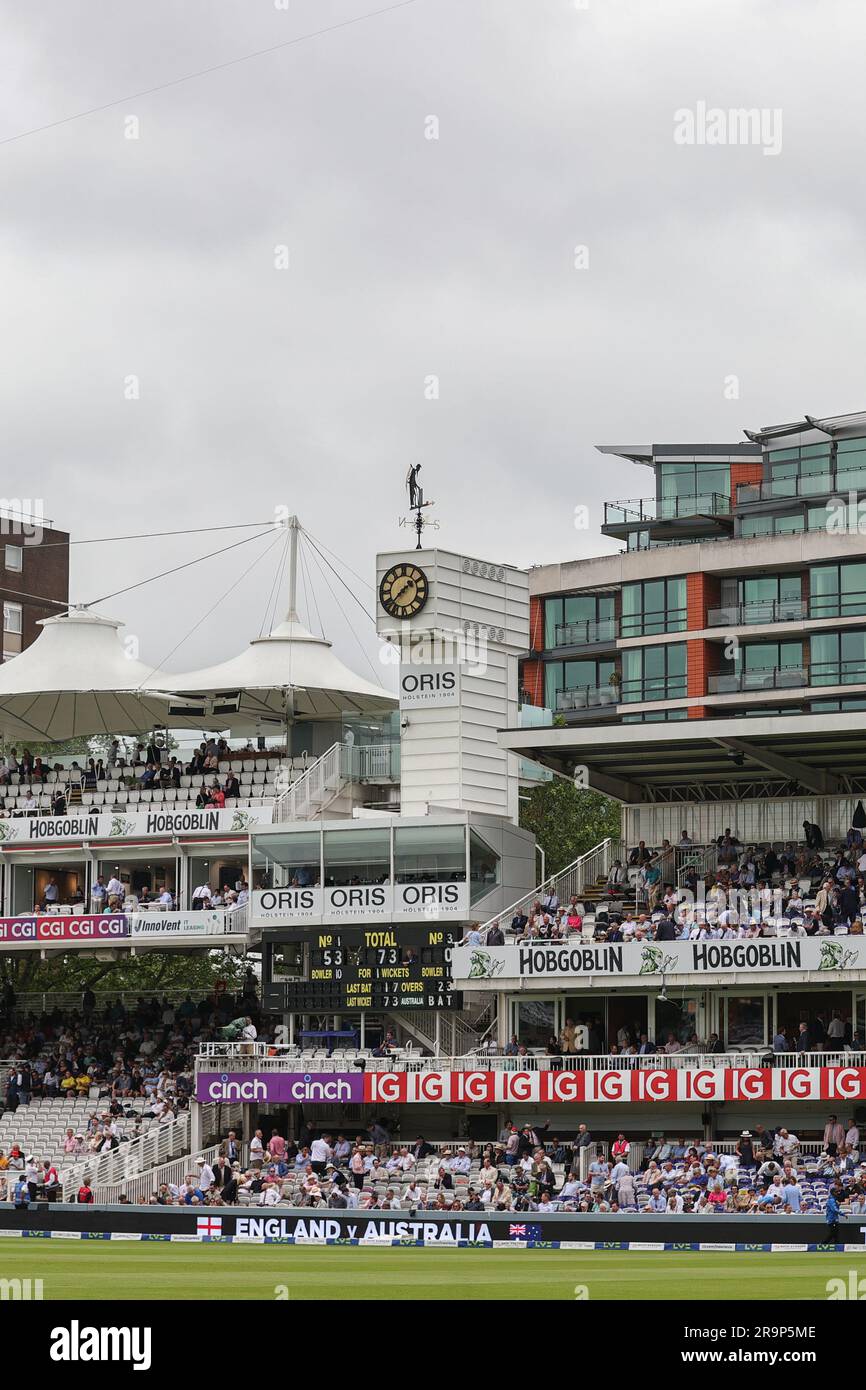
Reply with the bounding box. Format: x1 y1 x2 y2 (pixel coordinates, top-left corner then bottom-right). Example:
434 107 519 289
529 595 544 652
522 659 544 706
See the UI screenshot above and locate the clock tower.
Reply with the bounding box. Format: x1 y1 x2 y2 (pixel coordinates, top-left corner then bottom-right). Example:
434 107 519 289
376 547 530 822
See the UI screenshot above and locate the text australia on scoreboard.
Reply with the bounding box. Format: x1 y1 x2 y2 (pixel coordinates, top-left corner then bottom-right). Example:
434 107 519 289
262 924 464 1012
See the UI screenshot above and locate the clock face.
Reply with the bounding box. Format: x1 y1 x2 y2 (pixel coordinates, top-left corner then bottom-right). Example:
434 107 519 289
379 564 429 619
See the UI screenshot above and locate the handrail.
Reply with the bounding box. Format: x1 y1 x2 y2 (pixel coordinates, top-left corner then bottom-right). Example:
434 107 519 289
474 837 626 935
194 1042 866 1073
707 599 807 628
707 666 807 694
274 742 345 823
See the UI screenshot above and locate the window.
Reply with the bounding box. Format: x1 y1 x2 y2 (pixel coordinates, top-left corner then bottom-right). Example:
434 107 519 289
741 640 803 674
545 657 616 709
726 996 766 1047
740 512 805 538
740 514 773 538
4 546 22 573
620 643 687 702
658 462 730 518
251 831 320 889
3 602 22 635
810 562 866 619
512 999 557 1050
394 824 465 884
835 437 866 491
767 442 832 498
621 577 686 637
740 574 802 622
544 593 615 647
811 630 866 686
323 827 390 886
469 829 500 903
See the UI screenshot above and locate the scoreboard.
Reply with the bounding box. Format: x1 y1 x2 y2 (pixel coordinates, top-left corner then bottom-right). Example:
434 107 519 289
262 925 463 1012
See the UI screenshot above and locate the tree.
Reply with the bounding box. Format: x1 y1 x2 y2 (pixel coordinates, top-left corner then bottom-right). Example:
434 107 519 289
519 777 620 879
0 949 248 1001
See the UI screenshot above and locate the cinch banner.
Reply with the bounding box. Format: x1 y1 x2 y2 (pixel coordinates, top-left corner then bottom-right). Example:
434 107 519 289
197 1066 866 1105
196 1072 366 1104
0 915 130 943
453 937 866 985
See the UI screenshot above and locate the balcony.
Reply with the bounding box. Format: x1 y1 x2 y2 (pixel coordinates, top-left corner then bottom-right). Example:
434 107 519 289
553 617 618 647
603 493 733 542
555 685 619 716
809 660 866 687
810 592 866 621
737 474 834 504
707 599 807 628
619 677 688 703
707 666 807 694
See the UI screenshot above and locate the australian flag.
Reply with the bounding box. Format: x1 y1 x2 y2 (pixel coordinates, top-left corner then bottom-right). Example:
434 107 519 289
509 1223 542 1241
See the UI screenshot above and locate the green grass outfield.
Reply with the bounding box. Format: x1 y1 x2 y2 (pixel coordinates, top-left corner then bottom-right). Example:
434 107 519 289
0 1242 863 1300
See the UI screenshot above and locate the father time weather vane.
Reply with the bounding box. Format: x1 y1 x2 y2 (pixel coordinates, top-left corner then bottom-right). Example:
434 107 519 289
402 464 438 549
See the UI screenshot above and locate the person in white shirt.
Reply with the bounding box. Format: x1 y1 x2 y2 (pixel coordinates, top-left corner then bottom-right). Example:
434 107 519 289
191 883 212 908
259 1182 282 1206
106 875 124 900
402 1181 423 1208
450 1148 471 1175
159 889 174 909
196 1158 215 1191
310 1134 333 1175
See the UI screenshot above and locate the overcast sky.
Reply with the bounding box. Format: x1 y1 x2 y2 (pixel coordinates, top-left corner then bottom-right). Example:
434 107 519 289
2 0 864 688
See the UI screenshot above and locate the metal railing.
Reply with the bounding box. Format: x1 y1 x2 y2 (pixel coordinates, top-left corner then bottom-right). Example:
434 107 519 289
555 685 619 712
676 844 718 887
810 592 866 621
475 837 625 935
274 742 346 822
707 599 807 628
707 666 807 694
604 494 732 527
809 660 866 687
737 474 833 503
619 677 688 703
553 618 618 647
61 1112 191 1199
91 1140 222 1205
194 1042 866 1074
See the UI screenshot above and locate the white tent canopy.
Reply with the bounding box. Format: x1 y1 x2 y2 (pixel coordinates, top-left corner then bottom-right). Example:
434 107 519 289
151 614 396 728
148 516 396 731
0 609 211 742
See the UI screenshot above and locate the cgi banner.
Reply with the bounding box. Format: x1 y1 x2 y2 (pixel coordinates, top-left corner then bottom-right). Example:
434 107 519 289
198 1066 866 1105
453 937 866 986
0 911 245 947
0 914 130 943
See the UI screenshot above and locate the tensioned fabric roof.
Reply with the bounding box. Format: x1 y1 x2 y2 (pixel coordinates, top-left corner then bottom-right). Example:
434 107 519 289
0 609 212 741
148 614 396 729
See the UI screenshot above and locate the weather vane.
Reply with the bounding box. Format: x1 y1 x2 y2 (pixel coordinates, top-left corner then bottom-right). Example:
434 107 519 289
403 464 436 549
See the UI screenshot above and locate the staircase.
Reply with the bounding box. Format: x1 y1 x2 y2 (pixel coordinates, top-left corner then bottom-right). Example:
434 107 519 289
273 743 352 822
480 836 627 930
387 998 497 1057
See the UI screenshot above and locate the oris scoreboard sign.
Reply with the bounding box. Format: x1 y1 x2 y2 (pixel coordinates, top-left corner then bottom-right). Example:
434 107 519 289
196 1066 866 1105
252 881 469 925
